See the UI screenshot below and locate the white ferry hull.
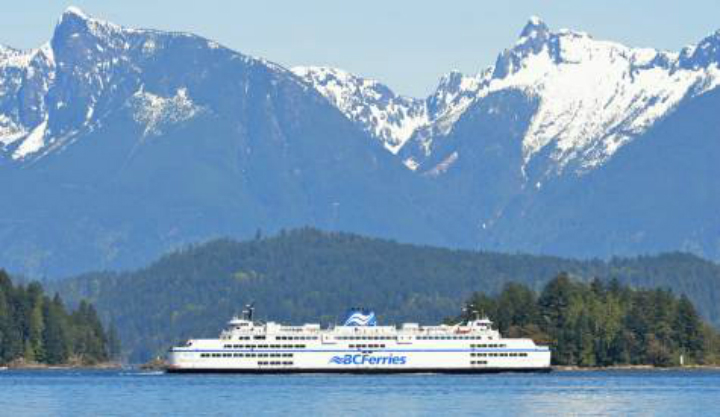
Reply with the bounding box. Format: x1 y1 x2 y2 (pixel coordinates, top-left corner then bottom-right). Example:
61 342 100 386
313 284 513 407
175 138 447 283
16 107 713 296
166 311 552 374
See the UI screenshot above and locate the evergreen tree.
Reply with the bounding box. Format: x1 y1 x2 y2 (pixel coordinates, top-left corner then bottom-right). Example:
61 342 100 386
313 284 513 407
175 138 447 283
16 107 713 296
0 270 111 366
459 273 720 367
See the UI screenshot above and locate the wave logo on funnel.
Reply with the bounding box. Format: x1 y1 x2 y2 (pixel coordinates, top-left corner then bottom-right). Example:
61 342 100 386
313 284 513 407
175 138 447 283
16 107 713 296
343 309 377 326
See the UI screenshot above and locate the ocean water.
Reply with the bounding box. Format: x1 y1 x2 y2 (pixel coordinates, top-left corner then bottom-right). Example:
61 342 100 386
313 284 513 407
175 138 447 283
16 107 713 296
1 369 719 416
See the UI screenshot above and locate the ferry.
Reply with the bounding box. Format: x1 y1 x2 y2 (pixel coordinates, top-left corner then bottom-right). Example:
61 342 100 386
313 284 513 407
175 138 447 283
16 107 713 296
166 305 551 373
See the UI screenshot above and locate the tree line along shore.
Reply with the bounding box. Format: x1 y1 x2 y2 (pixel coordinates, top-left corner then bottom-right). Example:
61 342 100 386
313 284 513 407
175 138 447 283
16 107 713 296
3 262 720 368
0 270 119 368
461 274 720 367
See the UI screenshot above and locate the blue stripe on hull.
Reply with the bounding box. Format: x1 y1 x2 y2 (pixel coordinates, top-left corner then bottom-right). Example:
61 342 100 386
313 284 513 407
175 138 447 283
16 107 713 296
166 367 552 374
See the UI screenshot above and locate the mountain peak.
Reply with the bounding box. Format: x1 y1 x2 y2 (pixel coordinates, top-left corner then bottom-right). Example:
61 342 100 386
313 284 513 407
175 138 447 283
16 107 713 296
63 6 89 19
59 6 91 25
520 16 549 39
54 6 92 41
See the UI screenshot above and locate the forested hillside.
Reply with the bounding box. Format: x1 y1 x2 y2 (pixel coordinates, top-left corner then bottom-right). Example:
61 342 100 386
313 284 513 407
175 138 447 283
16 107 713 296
0 270 117 366
462 275 720 366
50 229 720 362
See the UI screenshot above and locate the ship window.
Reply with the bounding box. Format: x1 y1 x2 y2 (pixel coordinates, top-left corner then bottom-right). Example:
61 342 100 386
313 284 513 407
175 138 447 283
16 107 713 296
254 336 266 340
200 353 208 358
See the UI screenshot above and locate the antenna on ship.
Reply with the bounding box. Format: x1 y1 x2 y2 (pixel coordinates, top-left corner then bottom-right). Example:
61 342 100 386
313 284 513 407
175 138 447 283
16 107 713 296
463 303 481 322
243 302 255 321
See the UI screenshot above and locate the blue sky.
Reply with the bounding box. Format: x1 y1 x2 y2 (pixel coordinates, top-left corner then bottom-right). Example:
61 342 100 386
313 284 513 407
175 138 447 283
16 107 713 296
2 1 720 96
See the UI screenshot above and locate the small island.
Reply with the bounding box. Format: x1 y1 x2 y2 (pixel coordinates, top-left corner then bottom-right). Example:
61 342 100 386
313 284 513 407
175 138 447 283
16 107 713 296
0 270 119 369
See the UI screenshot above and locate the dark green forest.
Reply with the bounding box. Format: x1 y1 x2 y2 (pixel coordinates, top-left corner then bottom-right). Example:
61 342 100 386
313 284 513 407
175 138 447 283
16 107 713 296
49 228 720 362
0 270 117 366
462 275 720 366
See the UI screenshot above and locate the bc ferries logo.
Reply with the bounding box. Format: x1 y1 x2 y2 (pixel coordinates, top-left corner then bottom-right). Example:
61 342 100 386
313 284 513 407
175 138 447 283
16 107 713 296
343 309 377 327
330 354 407 366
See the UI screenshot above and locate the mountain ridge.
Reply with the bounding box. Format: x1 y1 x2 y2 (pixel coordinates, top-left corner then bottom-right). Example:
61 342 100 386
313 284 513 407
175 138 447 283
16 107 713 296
294 17 720 178
3 9 720 276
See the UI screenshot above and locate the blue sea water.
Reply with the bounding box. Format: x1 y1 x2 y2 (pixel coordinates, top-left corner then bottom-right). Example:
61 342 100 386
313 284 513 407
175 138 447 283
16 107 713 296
1 369 719 416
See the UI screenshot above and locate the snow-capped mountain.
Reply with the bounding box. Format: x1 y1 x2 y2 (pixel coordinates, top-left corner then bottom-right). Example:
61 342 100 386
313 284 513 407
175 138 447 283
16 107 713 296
4 8 720 277
0 7 445 277
0 7 268 163
291 66 427 153
291 66 483 158
298 17 720 178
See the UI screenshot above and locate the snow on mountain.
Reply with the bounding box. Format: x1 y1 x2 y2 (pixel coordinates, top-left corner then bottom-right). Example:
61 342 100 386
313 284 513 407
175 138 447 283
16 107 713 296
291 66 428 153
0 43 55 153
296 18 720 177
291 66 483 155
128 86 206 137
481 17 720 174
0 7 237 162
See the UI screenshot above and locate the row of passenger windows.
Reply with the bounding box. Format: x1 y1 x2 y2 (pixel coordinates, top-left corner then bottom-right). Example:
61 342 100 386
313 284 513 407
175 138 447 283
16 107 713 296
258 361 293 366
336 336 397 341
470 344 507 348
471 352 528 357
230 336 318 341
232 335 493 341
470 360 488 365
417 336 491 340
223 344 306 349
201 353 294 358
349 344 385 349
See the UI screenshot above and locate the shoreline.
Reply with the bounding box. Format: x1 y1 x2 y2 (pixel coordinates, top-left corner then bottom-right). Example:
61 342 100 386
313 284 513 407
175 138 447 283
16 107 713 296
2 362 123 371
553 364 720 372
4 363 720 372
